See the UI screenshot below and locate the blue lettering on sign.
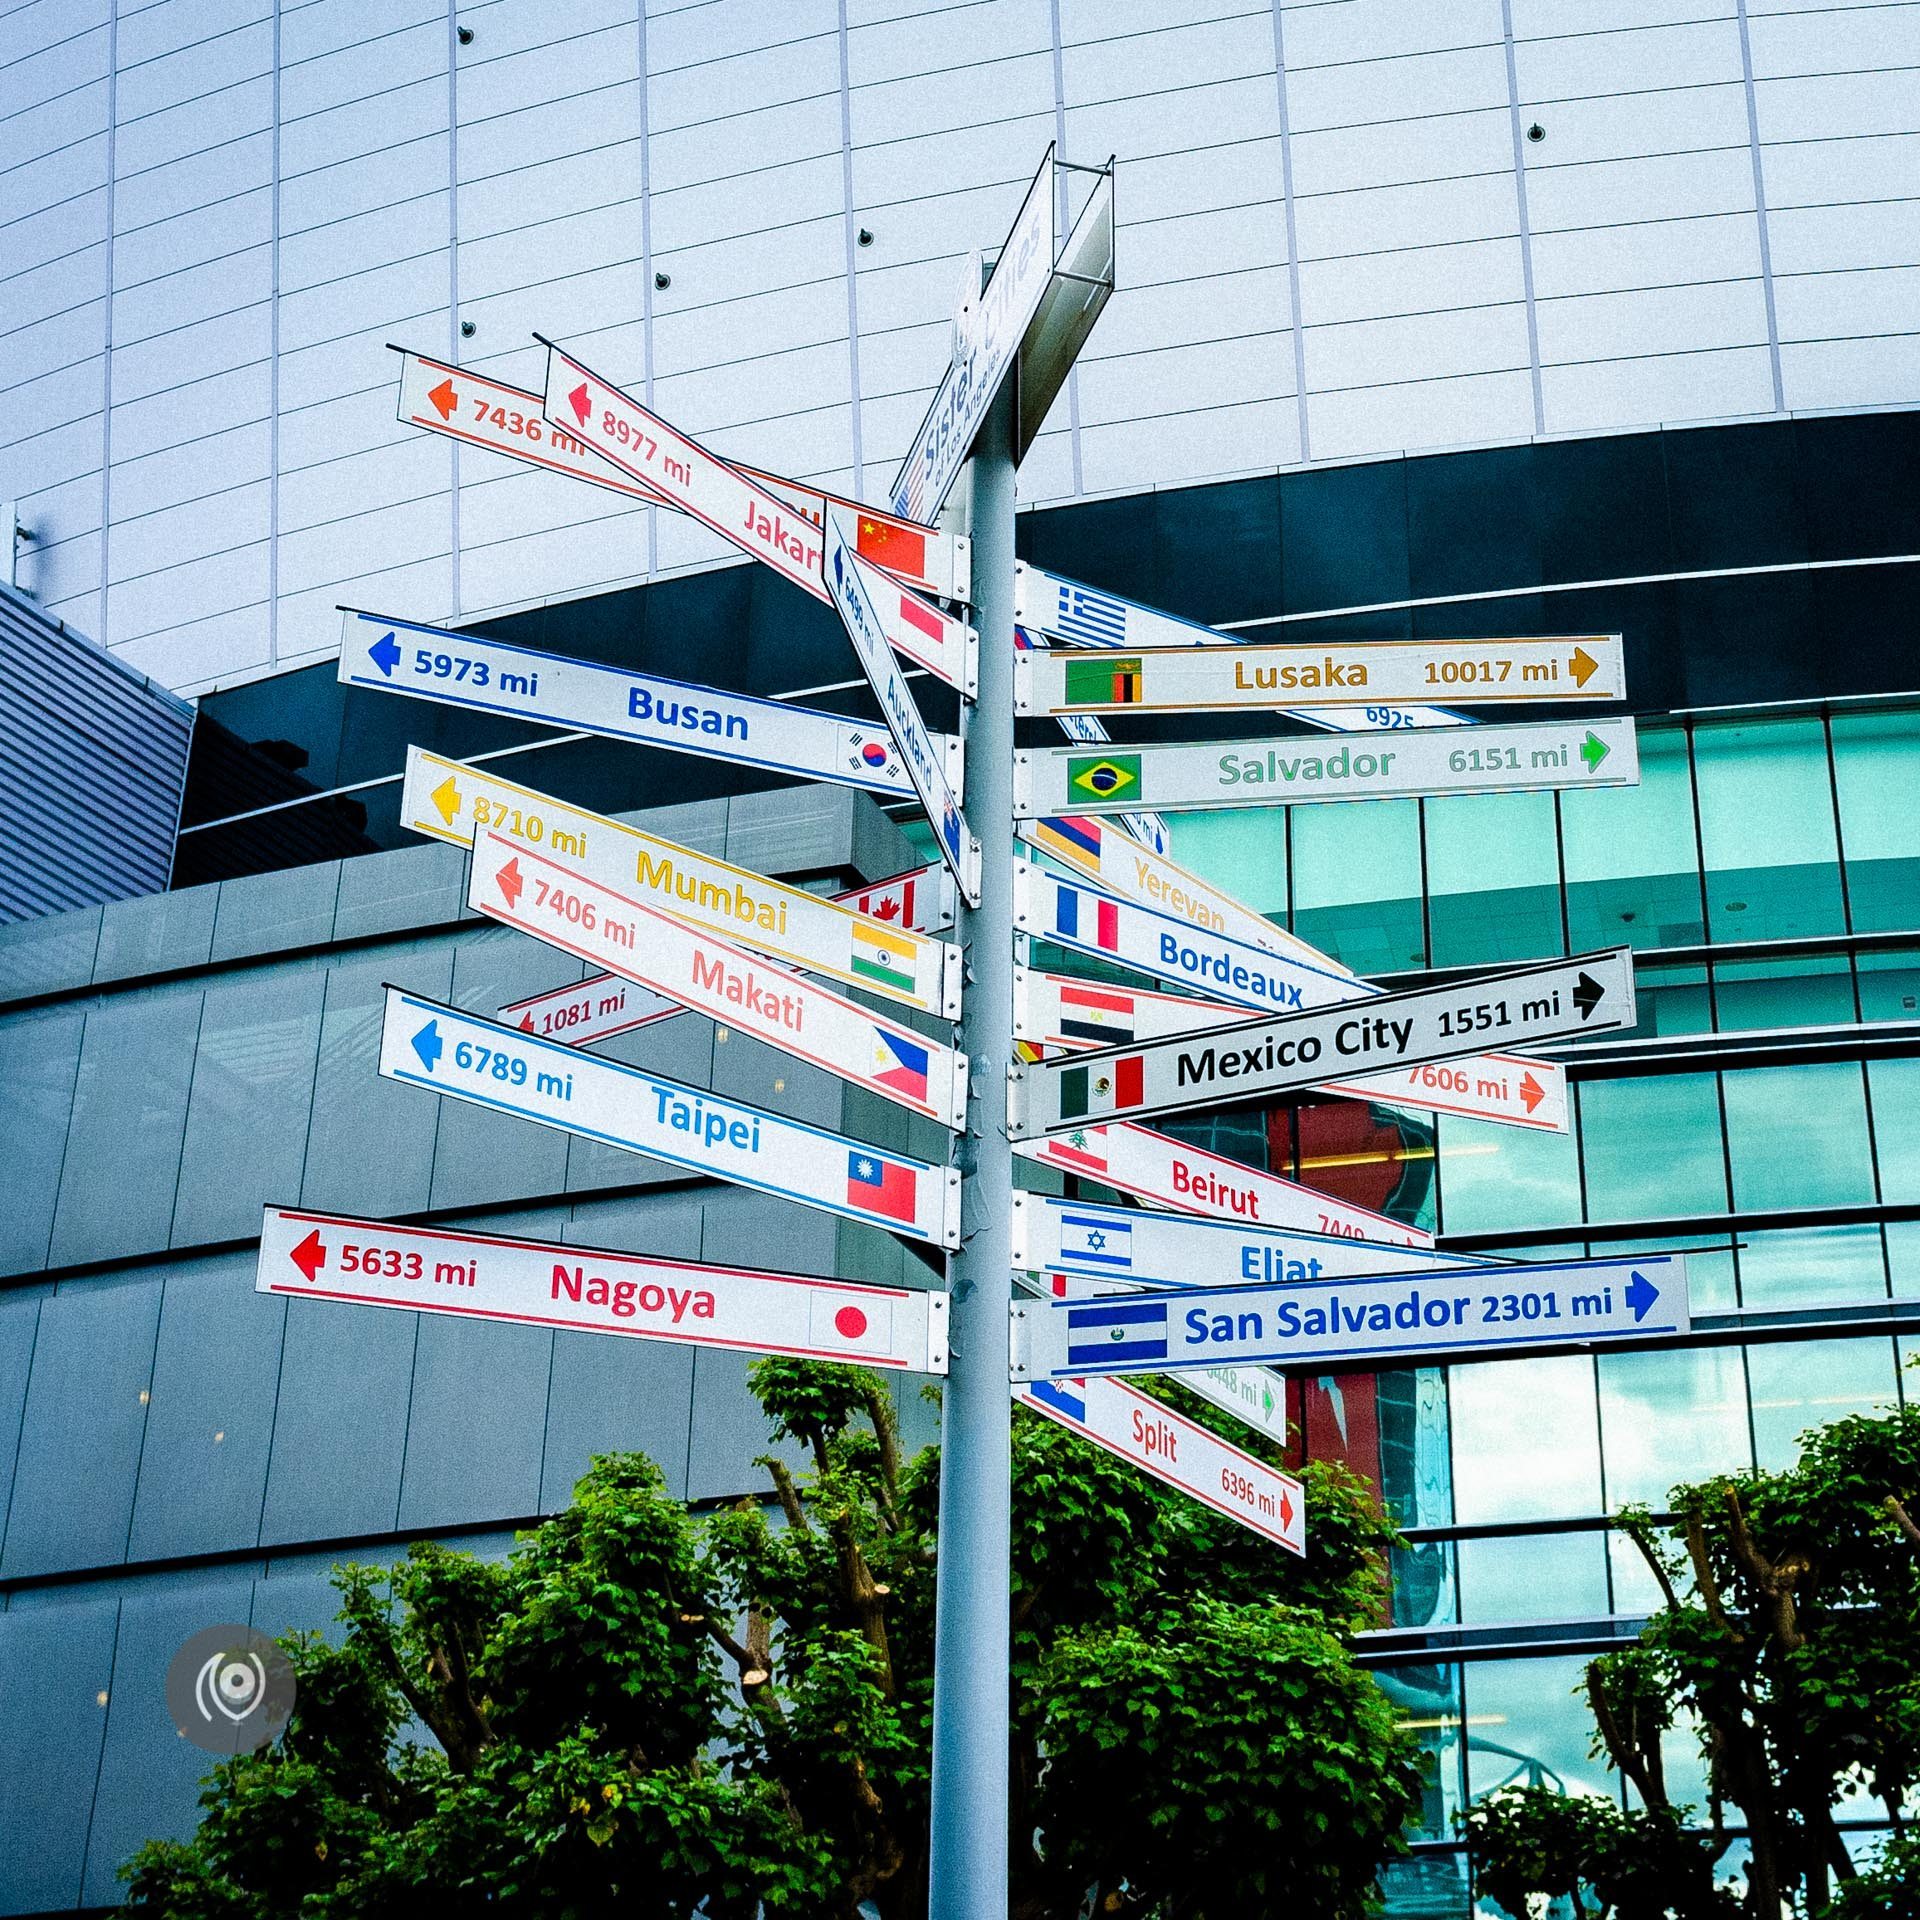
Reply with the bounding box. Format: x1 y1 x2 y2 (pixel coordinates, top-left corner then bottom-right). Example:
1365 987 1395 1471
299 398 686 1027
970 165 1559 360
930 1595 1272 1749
627 685 750 740
652 1086 763 1156
1154 932 1305 1012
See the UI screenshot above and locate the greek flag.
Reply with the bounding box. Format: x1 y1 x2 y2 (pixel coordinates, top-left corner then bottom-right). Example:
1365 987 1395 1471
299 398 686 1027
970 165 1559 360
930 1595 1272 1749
1053 583 1129 650
1066 1298 1169 1369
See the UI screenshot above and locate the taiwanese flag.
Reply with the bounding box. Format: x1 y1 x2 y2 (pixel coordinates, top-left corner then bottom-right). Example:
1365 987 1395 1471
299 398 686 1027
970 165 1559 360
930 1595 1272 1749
1055 884 1121 953
871 1029 930 1103
1058 982 1135 1045
857 515 929 581
847 1149 917 1224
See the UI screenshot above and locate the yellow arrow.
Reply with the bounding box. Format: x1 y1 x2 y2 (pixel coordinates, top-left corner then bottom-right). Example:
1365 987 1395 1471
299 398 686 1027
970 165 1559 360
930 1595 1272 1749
1568 645 1599 688
430 774 462 826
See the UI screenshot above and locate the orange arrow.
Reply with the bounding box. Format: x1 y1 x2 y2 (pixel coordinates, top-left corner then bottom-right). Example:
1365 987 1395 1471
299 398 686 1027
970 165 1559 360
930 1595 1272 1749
1520 1072 1545 1114
1568 645 1598 688
427 376 457 421
289 1229 326 1282
497 857 523 909
429 774 461 827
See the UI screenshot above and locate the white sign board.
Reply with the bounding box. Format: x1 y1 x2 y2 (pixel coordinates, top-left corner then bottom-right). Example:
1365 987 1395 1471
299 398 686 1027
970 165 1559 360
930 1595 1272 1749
1014 1120 1435 1249
1019 1374 1304 1554
1014 562 1469 735
259 1206 949 1372
378 989 959 1248
342 610 955 806
1015 967 1570 1134
500 864 956 1047
890 147 1057 522
1013 948 1635 1137
824 508 982 905
1012 1193 1484 1293
1014 1252 1691 1381
469 831 967 1130
401 749 960 1019
1014 717 1640 819
1015 634 1627 714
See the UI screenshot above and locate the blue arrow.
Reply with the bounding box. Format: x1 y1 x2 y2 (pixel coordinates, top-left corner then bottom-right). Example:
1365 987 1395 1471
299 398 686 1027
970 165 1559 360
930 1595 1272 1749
411 1020 442 1072
1624 1271 1659 1322
368 629 402 677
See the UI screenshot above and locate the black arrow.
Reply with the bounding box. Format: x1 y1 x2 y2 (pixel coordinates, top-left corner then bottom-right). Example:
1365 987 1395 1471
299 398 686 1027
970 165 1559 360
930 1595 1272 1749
1573 972 1606 1020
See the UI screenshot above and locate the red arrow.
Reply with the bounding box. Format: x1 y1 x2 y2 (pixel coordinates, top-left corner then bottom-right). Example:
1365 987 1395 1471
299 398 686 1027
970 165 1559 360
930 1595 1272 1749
497 857 523 908
427 377 457 420
1519 1072 1545 1114
567 381 591 426
519 1012 536 1032
289 1230 326 1282
1278 1487 1295 1529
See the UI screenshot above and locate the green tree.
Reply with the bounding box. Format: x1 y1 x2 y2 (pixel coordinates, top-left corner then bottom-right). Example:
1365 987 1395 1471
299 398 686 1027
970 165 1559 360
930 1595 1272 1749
123 1361 1422 1919
1463 1399 1920 1920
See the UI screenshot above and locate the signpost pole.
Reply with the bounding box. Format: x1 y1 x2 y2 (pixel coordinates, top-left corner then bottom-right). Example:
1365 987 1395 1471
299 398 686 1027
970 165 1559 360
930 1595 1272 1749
927 381 1016 1919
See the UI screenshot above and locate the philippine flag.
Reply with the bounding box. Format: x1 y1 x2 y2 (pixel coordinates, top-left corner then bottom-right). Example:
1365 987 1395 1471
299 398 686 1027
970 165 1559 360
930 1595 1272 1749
847 1149 917 1224
871 1029 931 1103
1054 884 1121 953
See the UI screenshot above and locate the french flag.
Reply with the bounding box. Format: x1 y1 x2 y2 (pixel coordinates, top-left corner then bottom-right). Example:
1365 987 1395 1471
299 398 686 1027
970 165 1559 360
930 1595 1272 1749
1055 884 1120 953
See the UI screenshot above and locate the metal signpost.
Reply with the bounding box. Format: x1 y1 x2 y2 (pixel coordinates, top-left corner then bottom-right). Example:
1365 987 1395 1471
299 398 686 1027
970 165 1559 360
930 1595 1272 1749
1013 947 1636 1137
258 1206 949 1373
1012 1251 1691 1381
1014 714 1640 817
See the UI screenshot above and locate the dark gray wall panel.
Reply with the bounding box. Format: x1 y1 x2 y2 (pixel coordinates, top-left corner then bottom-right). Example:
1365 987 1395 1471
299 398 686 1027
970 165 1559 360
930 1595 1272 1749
128 1254 285 1563
258 1297 417 1547
0 1272 161 1578
48 987 203 1268
170 964 326 1247
0 1286 46 1552
396 1316 552 1532
0 1008 82 1276
0 905 100 1000
0 1594 119 1916
208 862 341 963
330 837 469 942
92 884 216 984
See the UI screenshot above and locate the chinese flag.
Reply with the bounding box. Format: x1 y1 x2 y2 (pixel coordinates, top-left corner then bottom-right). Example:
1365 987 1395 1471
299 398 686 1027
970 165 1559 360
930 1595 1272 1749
857 516 929 580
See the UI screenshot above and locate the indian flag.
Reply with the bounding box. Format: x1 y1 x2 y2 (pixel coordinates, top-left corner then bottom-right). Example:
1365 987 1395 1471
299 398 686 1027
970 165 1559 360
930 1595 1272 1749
1057 1052 1146 1122
851 919 919 993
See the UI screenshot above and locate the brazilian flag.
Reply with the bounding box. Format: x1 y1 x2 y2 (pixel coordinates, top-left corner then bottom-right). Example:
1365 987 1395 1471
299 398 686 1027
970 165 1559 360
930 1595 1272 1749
1067 754 1142 803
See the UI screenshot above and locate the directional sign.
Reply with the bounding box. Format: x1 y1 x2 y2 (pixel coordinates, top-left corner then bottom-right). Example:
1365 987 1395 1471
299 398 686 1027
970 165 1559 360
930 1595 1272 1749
1014 1120 1435 1248
378 989 959 1248
1015 968 1570 1134
342 610 956 806
469 831 967 1129
1015 633 1626 715
1013 948 1633 1138
259 1206 950 1372
1177 1362 1292 1450
1014 563 1469 735
890 146 1056 522
392 347 969 603
400 749 960 1018
1014 161 1115 462
1020 1374 1304 1554
1022 634 1174 856
1012 1251 1691 1383
535 340 975 683
824 507 982 905
1014 716 1640 819
499 864 956 1046
1013 1194 1483 1294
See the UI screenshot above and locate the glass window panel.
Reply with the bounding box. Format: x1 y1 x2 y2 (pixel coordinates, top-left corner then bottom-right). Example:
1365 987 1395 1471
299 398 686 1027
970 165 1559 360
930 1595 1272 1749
1888 1221 1920 1299
1381 1852 1470 1920
1290 796 1425 974
0 1010 82 1278
1578 1074 1728 1224
1712 953 1855 1033
1424 789 1563 967
1561 726 1702 951
1868 1057 1920 1202
1437 1113 1580 1236
1375 1663 1464 1843
1609 961 1710 1044
1858 948 1920 1023
1746 1336 1899 1469
1722 1062 1874 1211
1693 717 1845 941
1832 709 1920 933
1464 1654 1618 1801
1158 808 1287 922
1293 1101 1437 1237
1736 1224 1887 1310
1457 1531 1610 1624
1598 1346 1753 1508
1449 1354 1602 1524
1609 1233 1737 1313
1608 1528 1671 1616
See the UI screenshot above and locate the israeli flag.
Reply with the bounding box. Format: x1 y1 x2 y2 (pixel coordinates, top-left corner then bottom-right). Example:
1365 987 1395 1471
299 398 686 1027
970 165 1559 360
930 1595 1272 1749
1065 1298 1169 1369
1058 1211 1132 1270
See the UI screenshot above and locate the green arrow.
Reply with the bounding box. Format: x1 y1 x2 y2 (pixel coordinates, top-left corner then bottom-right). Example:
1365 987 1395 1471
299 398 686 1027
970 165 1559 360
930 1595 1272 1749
1579 731 1609 772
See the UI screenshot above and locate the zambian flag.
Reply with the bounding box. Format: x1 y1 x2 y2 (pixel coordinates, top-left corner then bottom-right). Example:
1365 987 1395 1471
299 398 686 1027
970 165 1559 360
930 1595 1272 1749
1064 655 1143 707
1067 754 1142 804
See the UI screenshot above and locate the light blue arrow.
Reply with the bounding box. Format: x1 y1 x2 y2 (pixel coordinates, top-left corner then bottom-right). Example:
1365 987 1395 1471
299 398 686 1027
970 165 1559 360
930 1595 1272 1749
368 629 402 676
411 1020 442 1072
1624 1271 1659 1322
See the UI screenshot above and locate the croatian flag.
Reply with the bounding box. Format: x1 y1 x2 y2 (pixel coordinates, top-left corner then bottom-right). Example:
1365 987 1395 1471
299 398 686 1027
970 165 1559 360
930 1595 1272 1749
1065 1298 1169 1369
1028 1377 1088 1424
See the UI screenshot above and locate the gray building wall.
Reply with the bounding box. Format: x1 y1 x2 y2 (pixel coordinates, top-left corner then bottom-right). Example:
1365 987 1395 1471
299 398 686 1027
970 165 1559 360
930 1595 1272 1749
0 782 951 1915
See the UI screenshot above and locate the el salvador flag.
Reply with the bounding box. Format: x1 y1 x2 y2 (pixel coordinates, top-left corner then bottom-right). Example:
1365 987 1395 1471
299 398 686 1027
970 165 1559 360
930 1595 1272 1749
1059 1211 1132 1270
1066 1298 1168 1369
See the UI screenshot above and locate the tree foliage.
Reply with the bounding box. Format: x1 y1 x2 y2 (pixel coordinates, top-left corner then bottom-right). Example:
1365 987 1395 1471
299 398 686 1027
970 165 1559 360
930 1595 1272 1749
123 1361 1422 1919
1463 1398 1920 1920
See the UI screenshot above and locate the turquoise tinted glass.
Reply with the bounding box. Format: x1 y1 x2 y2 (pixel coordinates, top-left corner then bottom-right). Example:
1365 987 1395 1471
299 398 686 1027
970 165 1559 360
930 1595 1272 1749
1722 1062 1874 1211
1436 1113 1579 1235
1578 1074 1728 1223
1290 795 1424 972
1693 717 1844 941
1598 1345 1752 1506
1163 807 1287 921
1423 788 1562 966
1869 1058 1920 1202
1831 709 1920 932
1561 726 1702 951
